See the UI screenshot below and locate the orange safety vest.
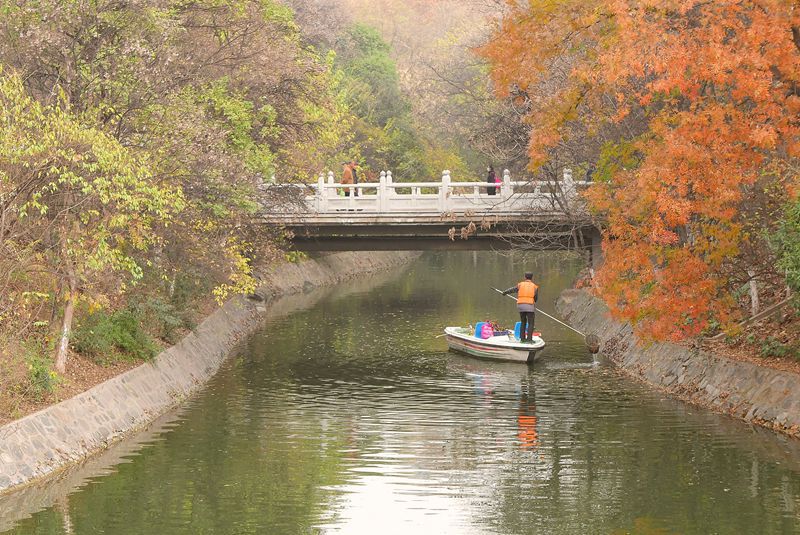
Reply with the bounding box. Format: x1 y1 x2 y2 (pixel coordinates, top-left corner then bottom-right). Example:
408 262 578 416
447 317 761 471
517 280 538 305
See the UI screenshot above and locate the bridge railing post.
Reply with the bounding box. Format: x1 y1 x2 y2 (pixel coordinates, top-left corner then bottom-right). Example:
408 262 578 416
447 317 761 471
378 170 387 211
439 170 450 212
328 171 339 212
560 167 579 213
317 172 327 212
563 167 576 203
502 169 512 202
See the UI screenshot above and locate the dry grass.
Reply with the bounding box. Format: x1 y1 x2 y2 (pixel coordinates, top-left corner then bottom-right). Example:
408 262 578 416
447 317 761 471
699 311 800 376
0 343 33 424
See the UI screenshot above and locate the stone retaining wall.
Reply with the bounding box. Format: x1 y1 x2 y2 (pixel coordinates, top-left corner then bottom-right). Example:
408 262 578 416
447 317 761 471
557 289 800 438
0 251 420 495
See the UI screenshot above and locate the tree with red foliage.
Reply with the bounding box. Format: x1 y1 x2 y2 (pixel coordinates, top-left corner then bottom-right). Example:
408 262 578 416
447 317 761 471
481 0 800 340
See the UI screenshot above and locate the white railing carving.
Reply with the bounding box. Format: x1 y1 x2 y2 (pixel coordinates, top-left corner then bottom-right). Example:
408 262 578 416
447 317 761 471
268 168 588 215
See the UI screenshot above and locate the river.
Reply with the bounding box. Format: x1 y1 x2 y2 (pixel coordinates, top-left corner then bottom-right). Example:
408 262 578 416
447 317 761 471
2 252 800 534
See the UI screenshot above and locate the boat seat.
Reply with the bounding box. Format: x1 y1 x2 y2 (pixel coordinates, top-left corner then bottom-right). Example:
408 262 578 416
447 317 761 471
474 322 487 338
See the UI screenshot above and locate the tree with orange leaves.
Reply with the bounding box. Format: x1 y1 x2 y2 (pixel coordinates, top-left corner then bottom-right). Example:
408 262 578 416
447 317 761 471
481 0 800 340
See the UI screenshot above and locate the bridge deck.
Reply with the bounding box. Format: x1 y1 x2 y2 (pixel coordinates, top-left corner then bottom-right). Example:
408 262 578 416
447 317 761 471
264 210 587 225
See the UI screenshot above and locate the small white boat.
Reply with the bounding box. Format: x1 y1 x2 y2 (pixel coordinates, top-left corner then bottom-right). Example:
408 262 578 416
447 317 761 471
444 324 545 363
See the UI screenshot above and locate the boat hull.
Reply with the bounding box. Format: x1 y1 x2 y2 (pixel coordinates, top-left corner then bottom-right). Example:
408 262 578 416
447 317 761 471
444 327 544 363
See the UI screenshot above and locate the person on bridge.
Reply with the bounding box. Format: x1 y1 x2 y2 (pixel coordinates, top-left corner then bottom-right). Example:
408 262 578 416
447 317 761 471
341 160 359 197
487 165 498 196
502 272 539 343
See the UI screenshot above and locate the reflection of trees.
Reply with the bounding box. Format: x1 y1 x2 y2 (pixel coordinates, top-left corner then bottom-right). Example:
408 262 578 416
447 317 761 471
17 378 359 533
487 371 800 535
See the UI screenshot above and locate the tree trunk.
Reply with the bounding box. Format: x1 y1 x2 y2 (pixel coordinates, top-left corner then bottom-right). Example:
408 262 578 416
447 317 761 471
54 272 77 374
748 269 760 317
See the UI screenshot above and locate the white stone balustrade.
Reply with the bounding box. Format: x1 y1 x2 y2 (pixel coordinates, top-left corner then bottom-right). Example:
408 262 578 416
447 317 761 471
271 168 587 215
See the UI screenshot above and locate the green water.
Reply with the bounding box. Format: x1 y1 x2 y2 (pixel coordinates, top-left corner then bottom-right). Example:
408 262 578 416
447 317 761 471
2 252 800 534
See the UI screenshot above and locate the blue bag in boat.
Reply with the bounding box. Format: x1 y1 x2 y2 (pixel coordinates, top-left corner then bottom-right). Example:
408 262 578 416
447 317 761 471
474 322 487 338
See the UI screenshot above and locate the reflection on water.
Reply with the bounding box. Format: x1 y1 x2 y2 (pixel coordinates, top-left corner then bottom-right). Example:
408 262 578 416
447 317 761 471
3 252 800 534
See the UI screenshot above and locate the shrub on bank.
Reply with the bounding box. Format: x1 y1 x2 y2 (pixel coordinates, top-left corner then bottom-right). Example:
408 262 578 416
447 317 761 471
129 297 186 345
758 336 800 362
0 338 60 421
25 345 60 400
72 309 160 364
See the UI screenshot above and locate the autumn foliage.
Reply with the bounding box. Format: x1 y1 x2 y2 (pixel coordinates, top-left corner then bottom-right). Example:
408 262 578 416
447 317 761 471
0 0 365 380
482 0 800 340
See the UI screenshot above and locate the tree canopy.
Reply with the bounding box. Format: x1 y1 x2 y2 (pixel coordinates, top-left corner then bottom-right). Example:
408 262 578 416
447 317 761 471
0 0 362 375
481 0 800 339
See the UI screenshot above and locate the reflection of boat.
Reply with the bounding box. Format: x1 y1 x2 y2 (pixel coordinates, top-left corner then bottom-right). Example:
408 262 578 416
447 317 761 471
444 324 545 363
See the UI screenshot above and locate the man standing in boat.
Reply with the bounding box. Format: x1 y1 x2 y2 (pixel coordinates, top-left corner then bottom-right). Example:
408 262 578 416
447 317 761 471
501 272 539 343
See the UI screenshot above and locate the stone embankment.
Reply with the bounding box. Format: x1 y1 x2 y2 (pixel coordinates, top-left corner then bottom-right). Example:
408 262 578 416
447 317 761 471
0 251 420 495
557 289 800 438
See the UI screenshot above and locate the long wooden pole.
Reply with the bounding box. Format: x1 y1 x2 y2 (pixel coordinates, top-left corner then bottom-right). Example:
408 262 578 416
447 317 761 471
490 287 588 338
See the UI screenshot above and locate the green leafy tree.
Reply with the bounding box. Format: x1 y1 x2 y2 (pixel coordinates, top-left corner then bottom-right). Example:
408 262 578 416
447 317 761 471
773 197 800 294
0 72 183 372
